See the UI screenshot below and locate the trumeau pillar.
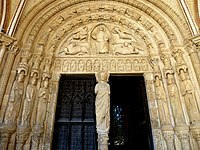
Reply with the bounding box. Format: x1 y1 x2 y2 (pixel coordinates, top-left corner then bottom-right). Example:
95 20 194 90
95 71 110 150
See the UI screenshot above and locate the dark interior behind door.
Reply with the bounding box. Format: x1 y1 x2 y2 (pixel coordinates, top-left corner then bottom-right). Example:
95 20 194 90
109 75 154 150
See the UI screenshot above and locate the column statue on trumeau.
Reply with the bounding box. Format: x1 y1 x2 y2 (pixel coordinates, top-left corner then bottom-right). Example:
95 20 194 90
161 53 191 150
95 71 110 150
150 57 175 150
172 48 200 149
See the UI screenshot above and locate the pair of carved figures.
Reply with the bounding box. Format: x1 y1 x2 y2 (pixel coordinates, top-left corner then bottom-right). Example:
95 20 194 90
173 49 200 125
154 49 200 127
20 73 50 127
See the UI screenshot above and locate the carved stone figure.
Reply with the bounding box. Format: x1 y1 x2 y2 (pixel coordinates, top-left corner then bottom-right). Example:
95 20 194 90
161 54 172 70
4 70 25 125
114 42 138 55
133 59 140 71
21 72 38 127
54 59 61 71
94 59 101 71
35 77 50 127
155 75 171 127
91 25 110 54
32 55 43 70
78 60 84 71
43 59 52 73
112 27 133 40
63 60 69 72
141 59 148 71
117 59 124 71
95 71 110 133
125 59 132 71
70 60 77 71
62 42 88 55
166 73 185 125
69 26 89 42
110 60 116 71
179 69 200 124
102 60 108 71
86 60 92 71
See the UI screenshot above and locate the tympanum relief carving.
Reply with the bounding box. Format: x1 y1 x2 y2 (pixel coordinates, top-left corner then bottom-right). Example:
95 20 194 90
52 23 150 74
58 23 145 57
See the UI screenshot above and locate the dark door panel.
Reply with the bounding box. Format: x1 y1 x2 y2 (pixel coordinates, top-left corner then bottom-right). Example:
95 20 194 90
52 75 97 150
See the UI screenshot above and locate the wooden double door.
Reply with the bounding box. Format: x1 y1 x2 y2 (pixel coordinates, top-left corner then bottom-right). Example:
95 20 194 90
52 75 154 150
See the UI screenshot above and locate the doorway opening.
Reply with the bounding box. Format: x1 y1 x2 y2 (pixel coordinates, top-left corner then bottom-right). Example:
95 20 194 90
52 74 154 150
108 75 154 150
52 74 97 150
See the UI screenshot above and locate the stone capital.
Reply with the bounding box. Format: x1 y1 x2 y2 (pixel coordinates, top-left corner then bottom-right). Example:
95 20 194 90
175 125 190 140
0 32 16 46
16 126 31 143
190 125 200 141
0 124 16 143
162 126 174 141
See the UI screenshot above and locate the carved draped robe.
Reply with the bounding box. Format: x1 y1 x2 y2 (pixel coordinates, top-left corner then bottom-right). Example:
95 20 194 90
36 86 49 127
4 81 24 125
180 79 200 124
95 81 110 133
21 83 36 126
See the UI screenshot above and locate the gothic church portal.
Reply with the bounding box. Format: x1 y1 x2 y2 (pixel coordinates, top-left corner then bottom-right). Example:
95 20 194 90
0 0 200 149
